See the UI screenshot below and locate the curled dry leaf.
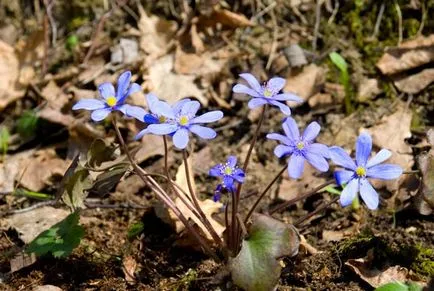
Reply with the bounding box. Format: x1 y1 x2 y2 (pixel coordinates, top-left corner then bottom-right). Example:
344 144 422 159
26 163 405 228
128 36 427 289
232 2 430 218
415 129 434 215
376 34 434 75
394 68 434 94
197 9 254 28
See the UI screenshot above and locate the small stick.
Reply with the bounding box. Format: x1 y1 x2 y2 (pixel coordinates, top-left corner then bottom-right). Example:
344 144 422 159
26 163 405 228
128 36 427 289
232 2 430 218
294 196 339 226
8 200 56 214
269 180 334 215
394 0 403 46
371 1 385 39
83 9 113 65
312 0 322 51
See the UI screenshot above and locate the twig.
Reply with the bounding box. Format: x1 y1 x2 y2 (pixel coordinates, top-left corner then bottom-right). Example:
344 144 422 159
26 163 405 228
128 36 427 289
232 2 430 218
265 9 278 70
294 195 339 226
394 0 403 46
327 0 339 25
372 1 385 39
84 201 150 209
312 0 323 51
41 13 50 77
43 0 57 46
417 1 427 35
251 1 277 23
8 200 56 214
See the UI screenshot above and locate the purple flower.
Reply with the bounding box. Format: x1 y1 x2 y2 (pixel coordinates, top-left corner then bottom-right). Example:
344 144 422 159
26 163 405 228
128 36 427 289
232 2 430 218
72 71 141 121
129 98 223 149
329 132 403 210
266 117 330 179
209 156 245 195
232 73 303 115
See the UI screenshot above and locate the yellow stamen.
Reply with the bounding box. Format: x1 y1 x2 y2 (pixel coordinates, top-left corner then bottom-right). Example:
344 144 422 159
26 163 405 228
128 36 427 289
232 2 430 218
296 142 304 150
263 89 272 97
224 167 233 175
106 96 117 107
179 116 189 126
356 166 366 177
158 116 167 123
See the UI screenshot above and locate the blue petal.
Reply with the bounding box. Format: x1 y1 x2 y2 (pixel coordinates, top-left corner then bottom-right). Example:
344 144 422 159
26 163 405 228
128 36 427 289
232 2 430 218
116 71 132 99
227 156 237 167
181 100 201 116
339 178 359 207
144 114 159 124
209 164 223 177
288 154 305 179
233 84 261 97
329 146 356 170
191 111 223 124
146 123 178 135
91 108 112 121
306 143 330 159
153 101 175 119
273 93 303 102
302 121 320 142
267 77 286 92
119 83 141 103
116 104 130 115
239 73 262 92
367 164 403 180
304 151 329 172
213 189 222 202
282 117 300 142
134 129 147 140
146 93 159 111
266 133 292 146
126 105 147 121
359 178 379 210
233 169 245 183
356 132 372 166
366 149 392 168
248 98 268 109
223 176 234 190
189 125 216 139
172 98 191 114
334 170 355 186
173 128 190 149
72 99 106 110
274 145 292 158
268 100 291 115
98 82 116 99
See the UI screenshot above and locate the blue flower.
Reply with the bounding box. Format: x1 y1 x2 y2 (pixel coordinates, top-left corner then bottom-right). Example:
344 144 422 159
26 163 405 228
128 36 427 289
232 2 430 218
329 132 403 210
129 97 223 149
72 71 141 121
232 73 303 115
267 117 330 179
209 156 245 195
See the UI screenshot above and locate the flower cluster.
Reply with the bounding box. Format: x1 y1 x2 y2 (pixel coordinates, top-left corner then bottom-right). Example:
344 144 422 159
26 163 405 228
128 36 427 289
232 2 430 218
73 71 403 210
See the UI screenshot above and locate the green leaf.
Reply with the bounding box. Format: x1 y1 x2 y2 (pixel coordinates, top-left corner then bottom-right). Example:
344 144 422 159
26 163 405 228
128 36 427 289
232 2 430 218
0 127 10 156
375 282 408 291
329 52 348 73
26 211 84 258
62 168 92 210
91 163 129 196
86 139 117 168
127 222 144 240
17 110 38 139
230 214 300 291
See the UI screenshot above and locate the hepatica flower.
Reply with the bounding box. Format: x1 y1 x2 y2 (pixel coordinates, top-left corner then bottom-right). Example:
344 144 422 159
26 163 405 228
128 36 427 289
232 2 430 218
329 133 403 210
267 117 330 179
232 73 303 115
72 71 141 121
129 97 223 149
209 156 245 200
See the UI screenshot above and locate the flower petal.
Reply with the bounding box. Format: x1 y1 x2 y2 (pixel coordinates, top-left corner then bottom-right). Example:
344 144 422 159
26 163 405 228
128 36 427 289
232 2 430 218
120 83 141 103
134 129 147 140
339 178 359 207
189 125 216 139
191 111 223 124
274 145 293 158
288 154 305 179
227 156 237 167
367 164 403 180
233 84 261 97
181 100 201 116
302 121 321 142
267 77 286 92
144 114 159 124
146 123 178 135
223 176 234 190
152 101 175 119
239 73 262 92
172 98 191 114
282 117 300 142
266 133 292 145
334 170 355 186
356 132 372 166
126 105 147 121
116 71 132 99
209 164 223 177
329 146 356 170
248 98 268 109
366 149 392 168
359 178 379 210
173 128 190 149
116 104 131 115
233 169 245 183
273 93 303 102
72 99 106 110
307 143 330 159
304 152 329 172
98 83 116 99
91 108 112 121
268 100 291 115
146 93 159 111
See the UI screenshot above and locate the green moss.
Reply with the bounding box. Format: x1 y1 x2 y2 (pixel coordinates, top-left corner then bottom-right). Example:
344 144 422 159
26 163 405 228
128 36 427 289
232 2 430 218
411 245 434 277
337 229 375 258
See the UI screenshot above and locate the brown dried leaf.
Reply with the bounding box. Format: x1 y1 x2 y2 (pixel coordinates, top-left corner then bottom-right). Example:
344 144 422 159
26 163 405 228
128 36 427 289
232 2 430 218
174 47 228 78
0 150 34 193
10 252 37 273
415 129 434 215
376 34 434 75
122 255 137 283
394 68 434 94
357 78 382 102
284 64 325 102
197 9 254 28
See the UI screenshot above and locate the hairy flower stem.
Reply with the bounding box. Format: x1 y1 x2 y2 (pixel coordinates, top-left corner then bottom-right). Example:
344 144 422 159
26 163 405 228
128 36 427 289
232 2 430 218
269 180 335 215
231 105 268 255
182 150 223 248
112 117 218 261
244 164 288 223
